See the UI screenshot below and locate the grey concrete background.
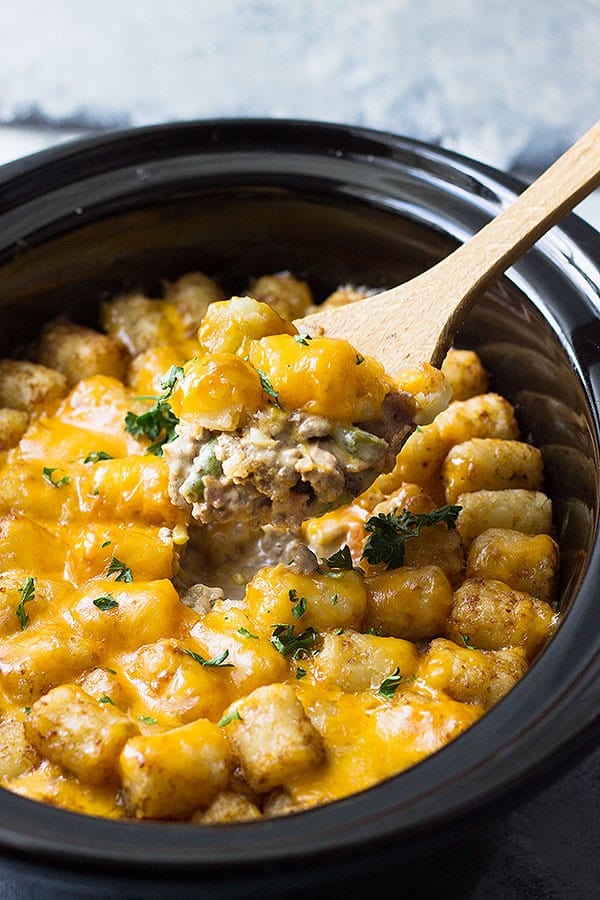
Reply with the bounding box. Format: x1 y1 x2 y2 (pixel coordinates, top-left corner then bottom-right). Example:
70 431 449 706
0 2 598 898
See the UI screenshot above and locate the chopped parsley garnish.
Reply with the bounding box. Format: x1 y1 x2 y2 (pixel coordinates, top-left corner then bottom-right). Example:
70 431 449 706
460 633 476 649
355 353 365 365
331 594 339 605
139 715 157 725
93 594 119 611
99 695 115 706
83 451 113 464
124 399 179 456
289 588 307 620
42 466 71 488
270 624 320 659
238 626 259 640
378 667 402 699
16 577 35 630
294 334 313 346
107 556 133 583
366 625 383 636
182 648 233 667
255 368 281 407
296 667 307 679
218 710 242 727
362 505 461 569
101 540 112 548
325 544 354 570
157 364 184 398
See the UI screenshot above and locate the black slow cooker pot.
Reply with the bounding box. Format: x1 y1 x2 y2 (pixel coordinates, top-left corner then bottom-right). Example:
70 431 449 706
0 120 598 899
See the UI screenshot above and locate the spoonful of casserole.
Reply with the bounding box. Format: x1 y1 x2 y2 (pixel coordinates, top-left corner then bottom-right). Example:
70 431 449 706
165 120 600 528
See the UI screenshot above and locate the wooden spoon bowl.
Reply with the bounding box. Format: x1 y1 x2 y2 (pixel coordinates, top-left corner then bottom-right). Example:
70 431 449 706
297 121 600 374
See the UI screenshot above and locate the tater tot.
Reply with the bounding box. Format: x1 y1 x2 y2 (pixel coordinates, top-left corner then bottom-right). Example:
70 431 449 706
163 271 226 333
441 349 489 401
31 318 129 387
466 528 559 603
0 408 29 450
365 566 454 641
456 489 553 546
0 359 67 413
442 438 544 504
446 578 558 659
309 630 418 692
119 718 231 819
222 683 325 793
248 272 314 320
383 393 519 490
416 637 528 709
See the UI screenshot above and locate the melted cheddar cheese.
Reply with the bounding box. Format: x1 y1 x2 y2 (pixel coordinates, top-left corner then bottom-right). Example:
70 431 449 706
0 272 559 823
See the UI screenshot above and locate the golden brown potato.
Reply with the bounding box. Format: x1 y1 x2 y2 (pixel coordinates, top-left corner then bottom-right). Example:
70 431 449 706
190 602 289 696
446 578 558 659
0 359 67 413
466 528 559 603
163 272 226 333
247 272 313 320
0 623 98 704
0 719 40 779
417 637 528 709
101 292 170 355
191 790 262 824
387 393 519 489
309 630 418 692
442 438 544 504
0 408 29 450
31 318 129 386
118 638 232 727
25 684 137 785
456 489 553 547
222 683 325 793
364 566 454 641
441 349 489 401
119 718 231 819
245 565 367 635
319 284 371 310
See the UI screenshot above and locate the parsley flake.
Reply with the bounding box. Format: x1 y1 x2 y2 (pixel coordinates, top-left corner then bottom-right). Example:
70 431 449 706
378 667 402 699
182 648 233 667
355 353 365 365
84 451 113 464
255 368 281 407
362 505 461 569
158 364 185 398
99 695 116 706
271 624 320 659
296 667 307 679
16 577 35 630
139 715 157 725
101 540 112 548
107 556 133 583
289 588 307 620
218 710 242 727
238 626 259 640
460 634 476 649
42 466 71 488
93 594 119 611
124 399 179 456
294 334 313 347
325 545 354 570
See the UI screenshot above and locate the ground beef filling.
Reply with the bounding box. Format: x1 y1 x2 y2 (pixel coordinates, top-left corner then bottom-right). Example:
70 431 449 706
166 391 415 528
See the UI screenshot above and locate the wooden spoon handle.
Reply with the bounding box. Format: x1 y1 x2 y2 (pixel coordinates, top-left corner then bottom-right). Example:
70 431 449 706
298 120 600 373
424 118 600 358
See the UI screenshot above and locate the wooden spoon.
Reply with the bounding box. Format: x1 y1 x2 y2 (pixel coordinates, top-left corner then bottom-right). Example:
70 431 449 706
296 120 600 374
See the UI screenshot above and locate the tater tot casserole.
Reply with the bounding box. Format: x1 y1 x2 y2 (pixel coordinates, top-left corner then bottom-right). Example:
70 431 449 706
0 122 598 899
0 267 560 822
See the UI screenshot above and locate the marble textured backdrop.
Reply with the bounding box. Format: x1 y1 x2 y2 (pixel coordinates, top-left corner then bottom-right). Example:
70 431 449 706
0 0 598 176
